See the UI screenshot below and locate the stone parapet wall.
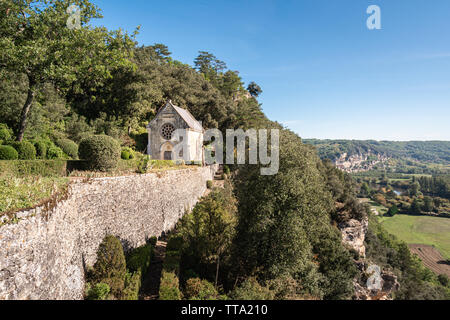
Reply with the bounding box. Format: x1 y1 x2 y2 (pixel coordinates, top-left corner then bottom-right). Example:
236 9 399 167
0 165 218 300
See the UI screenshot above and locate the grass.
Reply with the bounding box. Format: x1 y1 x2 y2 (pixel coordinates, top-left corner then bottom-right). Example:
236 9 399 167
0 175 69 214
0 158 199 215
378 214 450 259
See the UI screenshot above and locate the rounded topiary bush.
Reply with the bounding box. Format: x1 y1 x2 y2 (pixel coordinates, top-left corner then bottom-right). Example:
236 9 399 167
56 138 79 159
0 145 19 160
79 135 120 172
47 145 65 159
10 141 36 160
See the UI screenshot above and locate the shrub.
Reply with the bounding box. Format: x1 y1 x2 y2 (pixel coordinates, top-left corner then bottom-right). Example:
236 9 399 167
159 271 182 300
184 278 219 300
121 147 135 160
207 180 213 189
126 244 152 276
149 237 158 247
0 145 18 160
0 160 67 177
47 146 65 159
438 274 449 287
56 138 79 159
33 140 48 159
231 278 275 300
92 235 127 297
86 283 111 300
10 141 36 160
224 165 231 175
79 135 120 172
121 271 142 300
0 124 12 142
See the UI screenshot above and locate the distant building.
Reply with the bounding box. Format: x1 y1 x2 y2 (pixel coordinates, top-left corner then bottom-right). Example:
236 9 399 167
147 100 204 162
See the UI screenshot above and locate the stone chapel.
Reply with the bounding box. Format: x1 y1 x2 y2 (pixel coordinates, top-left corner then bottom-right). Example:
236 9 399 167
147 100 204 162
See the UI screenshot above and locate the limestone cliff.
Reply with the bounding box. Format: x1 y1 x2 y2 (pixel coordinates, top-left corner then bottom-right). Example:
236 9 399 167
338 215 400 300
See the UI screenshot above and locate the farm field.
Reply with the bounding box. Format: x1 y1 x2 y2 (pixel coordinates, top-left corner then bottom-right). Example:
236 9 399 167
378 214 450 260
409 244 450 277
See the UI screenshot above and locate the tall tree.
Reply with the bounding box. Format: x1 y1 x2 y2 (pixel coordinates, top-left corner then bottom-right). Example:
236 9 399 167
247 81 263 97
0 0 135 141
194 51 227 82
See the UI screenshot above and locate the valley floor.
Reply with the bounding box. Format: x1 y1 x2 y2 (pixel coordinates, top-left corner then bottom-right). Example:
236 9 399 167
378 214 450 262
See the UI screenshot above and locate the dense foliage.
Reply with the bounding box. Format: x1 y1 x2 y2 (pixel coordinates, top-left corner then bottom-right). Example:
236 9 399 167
0 145 18 160
86 235 154 300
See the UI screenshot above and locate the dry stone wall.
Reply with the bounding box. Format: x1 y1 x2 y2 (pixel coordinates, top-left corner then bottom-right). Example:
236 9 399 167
0 165 218 300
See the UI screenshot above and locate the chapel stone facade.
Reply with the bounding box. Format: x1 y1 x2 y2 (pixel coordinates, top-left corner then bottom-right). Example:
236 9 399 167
147 100 204 162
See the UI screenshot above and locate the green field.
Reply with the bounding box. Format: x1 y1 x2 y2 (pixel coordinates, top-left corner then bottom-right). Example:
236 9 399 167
378 214 450 259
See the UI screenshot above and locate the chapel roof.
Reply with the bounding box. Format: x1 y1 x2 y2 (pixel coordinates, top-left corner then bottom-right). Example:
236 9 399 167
148 100 204 132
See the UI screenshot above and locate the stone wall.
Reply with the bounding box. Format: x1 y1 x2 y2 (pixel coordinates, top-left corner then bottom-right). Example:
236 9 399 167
0 165 218 300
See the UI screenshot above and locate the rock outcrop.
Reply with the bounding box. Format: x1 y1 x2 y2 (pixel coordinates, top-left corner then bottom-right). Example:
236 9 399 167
353 263 400 300
339 217 369 258
338 213 400 300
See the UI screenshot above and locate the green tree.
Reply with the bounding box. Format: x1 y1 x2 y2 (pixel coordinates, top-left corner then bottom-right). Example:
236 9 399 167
423 196 433 213
409 182 421 197
178 186 237 288
92 235 127 297
410 199 423 215
194 51 227 79
0 0 135 141
387 204 399 217
247 81 263 97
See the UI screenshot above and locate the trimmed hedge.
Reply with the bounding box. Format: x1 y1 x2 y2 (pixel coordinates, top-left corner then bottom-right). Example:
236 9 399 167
56 138 79 159
79 135 120 172
10 141 36 160
0 145 19 160
0 160 68 177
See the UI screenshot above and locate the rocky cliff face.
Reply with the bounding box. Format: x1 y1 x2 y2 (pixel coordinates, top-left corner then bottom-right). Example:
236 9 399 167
339 217 369 258
334 152 389 173
353 263 400 300
339 215 400 300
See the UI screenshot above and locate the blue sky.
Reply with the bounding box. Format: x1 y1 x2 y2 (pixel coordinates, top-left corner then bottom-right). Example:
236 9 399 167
92 0 450 141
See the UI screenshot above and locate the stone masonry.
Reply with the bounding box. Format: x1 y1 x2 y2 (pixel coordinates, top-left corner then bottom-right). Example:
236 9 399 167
0 165 218 300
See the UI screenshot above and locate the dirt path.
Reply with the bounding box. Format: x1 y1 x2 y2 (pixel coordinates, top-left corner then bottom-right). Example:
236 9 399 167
139 240 167 300
409 244 450 277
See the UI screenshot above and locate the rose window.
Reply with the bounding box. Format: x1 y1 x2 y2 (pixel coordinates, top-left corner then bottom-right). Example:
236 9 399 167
161 123 175 140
